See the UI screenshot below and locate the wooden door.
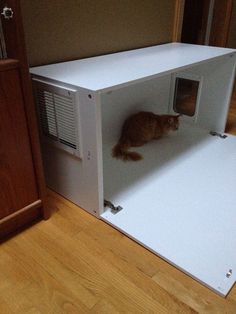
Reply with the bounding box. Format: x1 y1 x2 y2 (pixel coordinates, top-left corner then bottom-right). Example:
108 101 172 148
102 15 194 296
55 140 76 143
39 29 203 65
181 0 211 45
174 0 233 47
209 0 233 47
0 61 38 218
0 0 48 237
0 0 47 207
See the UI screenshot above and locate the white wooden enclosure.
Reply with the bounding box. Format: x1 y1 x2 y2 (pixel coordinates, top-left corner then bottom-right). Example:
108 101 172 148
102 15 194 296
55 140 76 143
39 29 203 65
30 43 236 296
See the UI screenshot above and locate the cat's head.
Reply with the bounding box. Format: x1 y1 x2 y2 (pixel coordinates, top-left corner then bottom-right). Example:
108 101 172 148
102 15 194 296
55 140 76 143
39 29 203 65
166 114 180 131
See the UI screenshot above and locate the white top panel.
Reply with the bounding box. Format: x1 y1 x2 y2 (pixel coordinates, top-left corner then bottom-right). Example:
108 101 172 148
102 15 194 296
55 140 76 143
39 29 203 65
30 43 236 92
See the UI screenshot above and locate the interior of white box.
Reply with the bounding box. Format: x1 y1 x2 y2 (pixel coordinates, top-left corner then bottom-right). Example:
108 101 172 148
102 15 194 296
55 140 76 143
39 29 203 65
100 66 236 296
31 45 236 296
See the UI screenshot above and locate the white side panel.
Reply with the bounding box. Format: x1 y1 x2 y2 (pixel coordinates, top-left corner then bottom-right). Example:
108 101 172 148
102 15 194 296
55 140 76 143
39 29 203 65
101 123 236 296
42 87 103 216
101 75 172 145
169 55 236 132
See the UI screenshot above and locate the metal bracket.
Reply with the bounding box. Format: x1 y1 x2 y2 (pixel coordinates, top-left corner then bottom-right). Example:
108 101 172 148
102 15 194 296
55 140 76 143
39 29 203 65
226 269 232 278
1 7 13 19
210 131 227 139
104 199 123 214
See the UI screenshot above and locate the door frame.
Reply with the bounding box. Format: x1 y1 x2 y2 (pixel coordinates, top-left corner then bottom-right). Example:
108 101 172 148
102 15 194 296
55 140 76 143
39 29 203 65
173 0 233 47
172 0 185 42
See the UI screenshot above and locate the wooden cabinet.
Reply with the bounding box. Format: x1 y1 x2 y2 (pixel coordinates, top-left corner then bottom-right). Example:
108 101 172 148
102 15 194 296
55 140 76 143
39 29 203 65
0 0 48 238
0 59 48 238
0 61 38 217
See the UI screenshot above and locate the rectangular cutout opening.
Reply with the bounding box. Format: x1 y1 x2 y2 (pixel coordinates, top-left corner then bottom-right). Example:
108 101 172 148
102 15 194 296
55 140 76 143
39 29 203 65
174 78 199 116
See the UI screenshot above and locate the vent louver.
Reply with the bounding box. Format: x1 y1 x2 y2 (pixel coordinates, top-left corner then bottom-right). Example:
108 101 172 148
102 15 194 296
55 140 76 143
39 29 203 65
38 90 57 138
33 80 82 158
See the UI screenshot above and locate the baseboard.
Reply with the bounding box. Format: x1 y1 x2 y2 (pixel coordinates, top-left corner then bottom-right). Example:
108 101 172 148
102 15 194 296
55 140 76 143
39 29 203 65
0 200 43 239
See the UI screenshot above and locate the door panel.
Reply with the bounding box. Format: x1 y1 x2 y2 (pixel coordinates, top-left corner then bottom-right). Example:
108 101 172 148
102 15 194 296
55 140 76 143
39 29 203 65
181 0 211 44
0 64 38 218
209 0 233 47
180 0 233 47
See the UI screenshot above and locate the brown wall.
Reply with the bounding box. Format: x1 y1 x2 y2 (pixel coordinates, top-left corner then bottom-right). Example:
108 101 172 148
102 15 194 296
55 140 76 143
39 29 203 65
227 0 236 48
21 0 175 66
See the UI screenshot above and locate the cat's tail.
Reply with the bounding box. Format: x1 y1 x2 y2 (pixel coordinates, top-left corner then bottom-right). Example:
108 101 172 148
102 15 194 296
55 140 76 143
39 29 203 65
112 143 142 161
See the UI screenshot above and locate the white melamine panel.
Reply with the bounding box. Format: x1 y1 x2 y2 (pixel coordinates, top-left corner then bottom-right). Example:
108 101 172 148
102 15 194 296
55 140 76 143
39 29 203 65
42 87 103 217
101 75 171 144
30 43 236 92
101 123 236 296
31 43 236 296
169 55 236 133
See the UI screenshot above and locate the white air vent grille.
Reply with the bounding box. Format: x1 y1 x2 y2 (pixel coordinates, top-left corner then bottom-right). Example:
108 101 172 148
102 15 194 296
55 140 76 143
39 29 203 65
33 80 82 158
54 93 77 149
38 90 57 138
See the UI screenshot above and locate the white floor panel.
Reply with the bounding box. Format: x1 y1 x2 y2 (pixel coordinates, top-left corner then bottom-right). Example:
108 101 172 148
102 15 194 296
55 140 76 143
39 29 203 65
101 124 236 296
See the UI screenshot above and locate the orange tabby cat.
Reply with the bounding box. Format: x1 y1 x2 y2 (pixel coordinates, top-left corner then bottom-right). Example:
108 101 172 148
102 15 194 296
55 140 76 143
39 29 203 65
112 111 180 161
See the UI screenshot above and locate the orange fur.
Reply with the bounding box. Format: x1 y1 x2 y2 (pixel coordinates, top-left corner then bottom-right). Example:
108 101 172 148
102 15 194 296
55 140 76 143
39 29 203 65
112 111 180 161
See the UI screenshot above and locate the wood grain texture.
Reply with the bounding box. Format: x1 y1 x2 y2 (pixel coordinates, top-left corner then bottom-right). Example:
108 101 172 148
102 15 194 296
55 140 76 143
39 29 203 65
1 0 48 219
0 67 38 218
209 0 233 47
0 59 19 71
226 84 236 135
0 200 41 225
181 0 211 45
227 0 236 48
172 0 185 42
0 202 41 240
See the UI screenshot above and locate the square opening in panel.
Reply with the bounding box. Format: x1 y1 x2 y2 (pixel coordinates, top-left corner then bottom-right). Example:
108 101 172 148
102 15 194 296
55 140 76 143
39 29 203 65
173 77 200 117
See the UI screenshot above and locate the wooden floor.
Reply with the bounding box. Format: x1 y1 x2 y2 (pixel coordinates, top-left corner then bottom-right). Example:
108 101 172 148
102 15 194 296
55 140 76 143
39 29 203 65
226 84 236 135
1 88 236 313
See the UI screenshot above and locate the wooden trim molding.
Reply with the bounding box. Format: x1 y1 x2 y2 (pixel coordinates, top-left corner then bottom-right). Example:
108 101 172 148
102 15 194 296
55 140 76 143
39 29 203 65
0 59 19 71
0 200 42 239
172 0 185 42
0 200 42 225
